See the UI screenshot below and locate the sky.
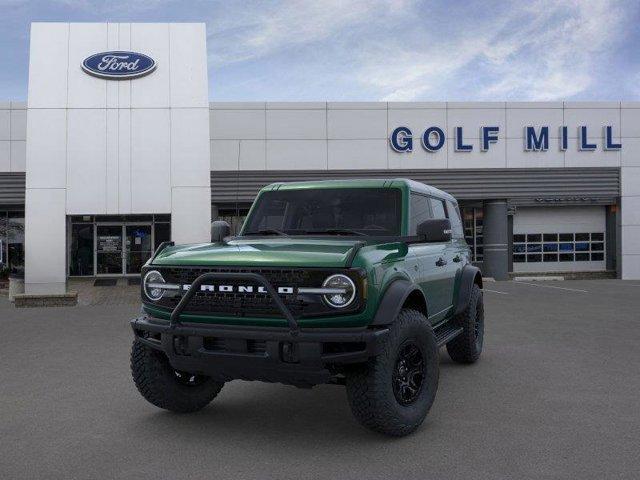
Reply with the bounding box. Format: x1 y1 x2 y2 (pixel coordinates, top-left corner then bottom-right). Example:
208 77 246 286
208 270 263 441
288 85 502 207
0 0 639 102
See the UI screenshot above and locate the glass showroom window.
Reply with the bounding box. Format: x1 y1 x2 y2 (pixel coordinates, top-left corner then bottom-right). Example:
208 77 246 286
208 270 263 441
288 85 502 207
461 207 483 262
218 207 250 235
0 211 25 275
513 233 605 263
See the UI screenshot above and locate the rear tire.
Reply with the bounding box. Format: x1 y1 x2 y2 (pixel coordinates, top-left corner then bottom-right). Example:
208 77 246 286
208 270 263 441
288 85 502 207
345 309 439 436
446 283 484 363
131 340 224 413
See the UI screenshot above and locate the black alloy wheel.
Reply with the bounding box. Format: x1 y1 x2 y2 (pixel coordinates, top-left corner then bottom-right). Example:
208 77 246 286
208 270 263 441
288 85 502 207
392 340 425 406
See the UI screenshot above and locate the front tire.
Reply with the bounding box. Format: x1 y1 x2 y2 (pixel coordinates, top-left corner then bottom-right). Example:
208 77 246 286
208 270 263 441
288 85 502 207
131 340 224 413
345 309 439 436
446 283 484 363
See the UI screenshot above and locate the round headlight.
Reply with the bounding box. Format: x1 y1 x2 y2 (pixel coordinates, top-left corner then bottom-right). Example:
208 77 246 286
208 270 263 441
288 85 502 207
322 274 356 308
143 270 165 301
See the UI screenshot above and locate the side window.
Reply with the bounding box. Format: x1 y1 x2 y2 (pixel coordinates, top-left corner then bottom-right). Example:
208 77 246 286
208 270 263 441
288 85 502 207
409 193 431 235
429 198 447 219
446 200 464 238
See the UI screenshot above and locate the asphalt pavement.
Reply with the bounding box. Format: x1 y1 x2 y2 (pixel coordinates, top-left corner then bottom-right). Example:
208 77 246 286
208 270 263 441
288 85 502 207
1 280 639 479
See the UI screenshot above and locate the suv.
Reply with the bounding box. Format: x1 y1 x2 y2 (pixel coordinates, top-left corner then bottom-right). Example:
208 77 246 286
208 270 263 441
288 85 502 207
130 179 484 436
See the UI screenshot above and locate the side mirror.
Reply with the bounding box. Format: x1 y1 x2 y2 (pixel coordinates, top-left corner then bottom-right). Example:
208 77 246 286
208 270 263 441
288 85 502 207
417 218 452 243
211 220 231 243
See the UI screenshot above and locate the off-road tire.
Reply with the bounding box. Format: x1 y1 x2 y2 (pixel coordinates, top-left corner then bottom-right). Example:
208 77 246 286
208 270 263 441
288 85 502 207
345 309 439 437
446 283 484 363
131 340 224 413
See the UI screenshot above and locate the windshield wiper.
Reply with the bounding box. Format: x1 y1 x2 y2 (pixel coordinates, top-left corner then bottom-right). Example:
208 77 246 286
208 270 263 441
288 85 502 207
244 229 289 237
304 228 366 236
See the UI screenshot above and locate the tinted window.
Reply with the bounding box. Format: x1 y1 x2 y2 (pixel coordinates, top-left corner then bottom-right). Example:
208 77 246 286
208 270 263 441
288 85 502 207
446 200 464 238
430 198 447 219
243 188 402 236
409 194 431 235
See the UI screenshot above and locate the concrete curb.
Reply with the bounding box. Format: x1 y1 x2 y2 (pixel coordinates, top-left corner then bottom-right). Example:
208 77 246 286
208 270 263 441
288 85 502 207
14 292 78 308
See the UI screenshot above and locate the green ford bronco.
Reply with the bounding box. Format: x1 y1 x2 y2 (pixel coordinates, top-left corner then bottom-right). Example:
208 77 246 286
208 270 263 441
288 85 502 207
130 179 484 436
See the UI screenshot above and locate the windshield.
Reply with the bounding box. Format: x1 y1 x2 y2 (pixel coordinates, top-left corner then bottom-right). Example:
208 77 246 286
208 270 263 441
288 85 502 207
243 188 402 236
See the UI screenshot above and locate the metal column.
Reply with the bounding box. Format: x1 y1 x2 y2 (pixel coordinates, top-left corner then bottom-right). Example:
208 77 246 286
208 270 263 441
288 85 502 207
482 200 509 280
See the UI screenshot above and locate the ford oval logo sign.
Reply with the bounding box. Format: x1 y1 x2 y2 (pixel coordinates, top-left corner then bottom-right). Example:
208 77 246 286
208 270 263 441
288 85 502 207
82 51 156 80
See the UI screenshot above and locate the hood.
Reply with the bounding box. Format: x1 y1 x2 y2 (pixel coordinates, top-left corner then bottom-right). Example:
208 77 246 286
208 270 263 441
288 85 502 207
151 237 364 268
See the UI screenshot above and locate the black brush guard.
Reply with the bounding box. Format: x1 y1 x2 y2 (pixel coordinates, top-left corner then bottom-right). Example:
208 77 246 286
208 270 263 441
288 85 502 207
132 271 388 387
169 271 300 336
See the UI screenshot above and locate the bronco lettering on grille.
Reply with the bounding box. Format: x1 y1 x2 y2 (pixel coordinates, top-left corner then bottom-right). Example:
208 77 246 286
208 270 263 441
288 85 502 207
181 284 295 295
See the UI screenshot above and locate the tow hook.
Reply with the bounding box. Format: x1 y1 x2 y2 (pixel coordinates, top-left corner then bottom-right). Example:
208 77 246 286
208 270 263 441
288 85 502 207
280 341 299 363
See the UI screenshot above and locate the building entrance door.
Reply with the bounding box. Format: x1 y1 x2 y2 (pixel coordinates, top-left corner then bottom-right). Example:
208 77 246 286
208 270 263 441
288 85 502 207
125 225 152 274
95 225 124 275
94 223 153 276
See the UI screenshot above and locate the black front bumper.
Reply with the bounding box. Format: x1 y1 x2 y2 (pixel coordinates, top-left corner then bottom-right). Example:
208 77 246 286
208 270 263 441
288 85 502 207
131 315 389 387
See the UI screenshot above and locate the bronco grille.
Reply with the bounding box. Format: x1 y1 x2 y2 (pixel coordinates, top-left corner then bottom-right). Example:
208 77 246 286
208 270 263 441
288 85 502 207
145 267 363 319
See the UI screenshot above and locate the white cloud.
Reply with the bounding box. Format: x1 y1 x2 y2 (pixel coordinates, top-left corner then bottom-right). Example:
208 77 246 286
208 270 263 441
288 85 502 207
357 0 627 101
207 0 412 66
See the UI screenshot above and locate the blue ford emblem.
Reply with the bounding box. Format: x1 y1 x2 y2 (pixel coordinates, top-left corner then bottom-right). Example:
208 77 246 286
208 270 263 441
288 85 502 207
82 51 156 80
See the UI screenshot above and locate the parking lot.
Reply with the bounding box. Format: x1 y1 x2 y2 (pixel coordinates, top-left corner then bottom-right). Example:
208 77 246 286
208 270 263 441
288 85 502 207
1 280 639 480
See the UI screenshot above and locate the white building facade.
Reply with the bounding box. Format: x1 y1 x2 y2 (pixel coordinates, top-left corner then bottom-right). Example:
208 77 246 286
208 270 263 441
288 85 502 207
0 22 639 294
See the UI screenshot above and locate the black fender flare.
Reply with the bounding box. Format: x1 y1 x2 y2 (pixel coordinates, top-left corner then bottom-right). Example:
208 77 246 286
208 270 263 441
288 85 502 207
453 265 483 316
371 279 427 326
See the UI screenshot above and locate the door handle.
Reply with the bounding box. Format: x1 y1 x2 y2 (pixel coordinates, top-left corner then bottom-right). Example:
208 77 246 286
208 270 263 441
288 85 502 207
453 255 461 263
435 257 447 267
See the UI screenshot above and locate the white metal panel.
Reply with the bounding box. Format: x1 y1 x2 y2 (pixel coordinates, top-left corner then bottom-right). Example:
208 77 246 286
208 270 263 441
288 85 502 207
10 109 26 141
171 186 211 244
506 138 565 168
0 110 9 140
387 108 447 142
266 140 327 170
105 108 119 213
447 108 506 138
564 107 621 138
239 140 266 170
506 108 563 138
622 166 640 196
130 23 170 108
328 140 387 169
10 141 26 172
446 137 506 169
66 109 107 214
564 143 620 167
171 108 211 187
67 23 108 109
0 141 9 171
621 196 640 226
130 108 171 212
28 23 69 108
210 109 265 140
169 23 208 108
106 23 119 108
388 102 446 109
621 225 640 255
25 109 67 189
621 138 640 167
266 109 326 139
117 23 132 109
621 107 640 138
327 109 387 139
211 140 239 170
24 188 66 293
388 147 439 170
267 102 325 110
117 109 132 213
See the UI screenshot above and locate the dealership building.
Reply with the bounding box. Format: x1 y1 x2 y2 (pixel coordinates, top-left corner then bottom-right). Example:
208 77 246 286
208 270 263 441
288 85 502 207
1 22 640 296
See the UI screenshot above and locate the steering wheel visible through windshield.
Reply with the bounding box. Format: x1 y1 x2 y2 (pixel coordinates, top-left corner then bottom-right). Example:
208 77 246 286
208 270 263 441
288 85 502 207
242 188 402 237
